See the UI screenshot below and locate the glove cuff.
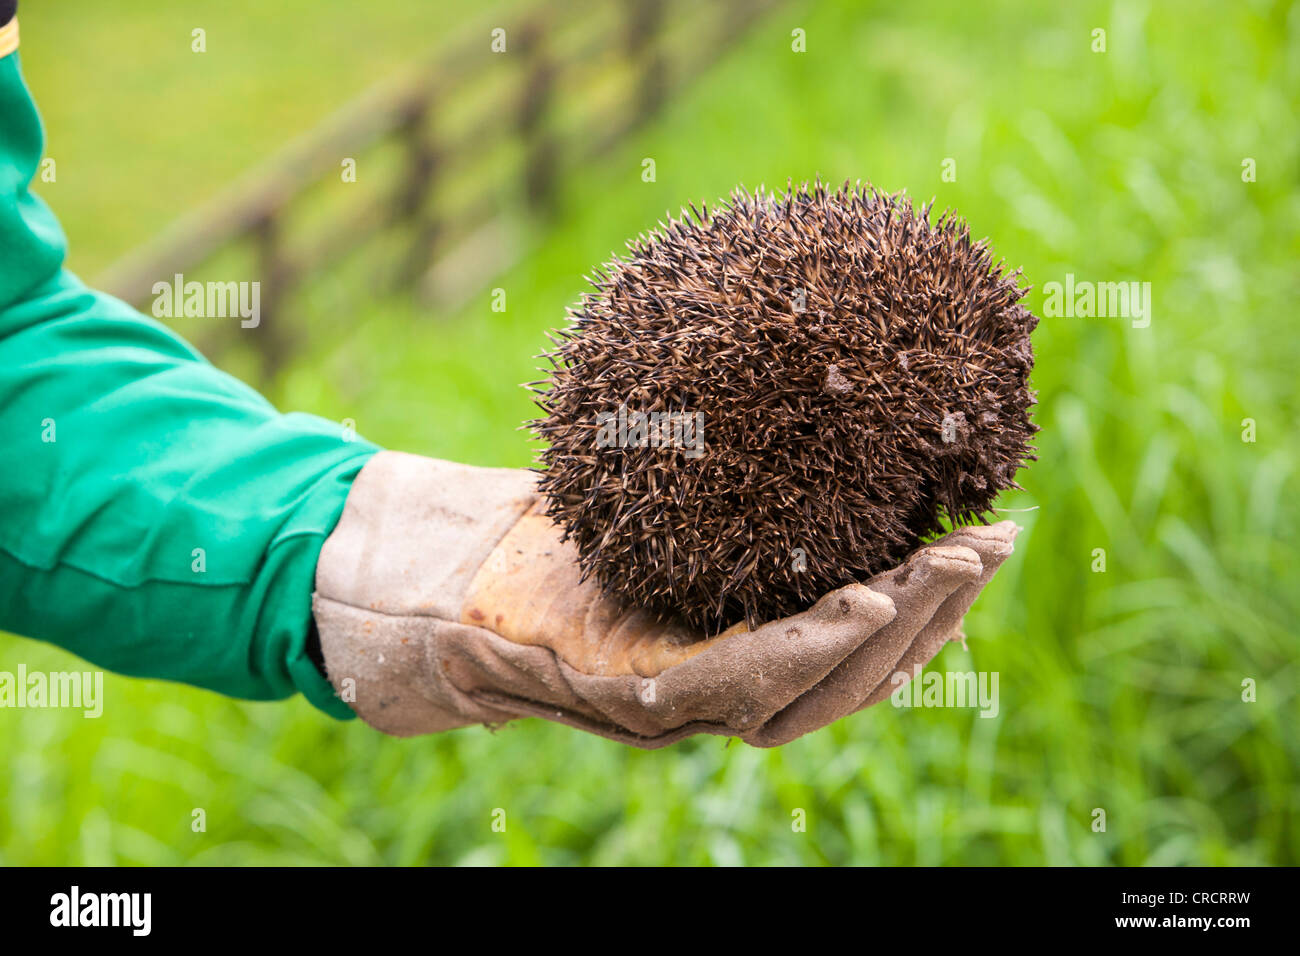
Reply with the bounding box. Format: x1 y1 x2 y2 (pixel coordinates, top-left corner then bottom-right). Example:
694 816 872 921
315 450 537 620
312 451 537 731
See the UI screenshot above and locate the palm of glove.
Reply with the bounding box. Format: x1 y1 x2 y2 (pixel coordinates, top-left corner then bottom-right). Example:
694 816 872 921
313 453 1018 749
457 503 1017 748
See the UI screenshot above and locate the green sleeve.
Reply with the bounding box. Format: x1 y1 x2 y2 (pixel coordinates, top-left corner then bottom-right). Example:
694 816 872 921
0 44 376 717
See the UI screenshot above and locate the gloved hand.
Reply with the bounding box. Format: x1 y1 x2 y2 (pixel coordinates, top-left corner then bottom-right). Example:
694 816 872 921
313 451 1018 748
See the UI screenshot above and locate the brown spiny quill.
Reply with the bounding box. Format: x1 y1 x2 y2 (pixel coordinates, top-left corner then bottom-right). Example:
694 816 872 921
531 180 1038 633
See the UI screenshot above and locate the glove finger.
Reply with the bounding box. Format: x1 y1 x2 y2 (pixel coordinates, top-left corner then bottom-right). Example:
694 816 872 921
434 621 623 727
742 544 983 747
314 597 523 736
854 520 1018 711
558 582 897 737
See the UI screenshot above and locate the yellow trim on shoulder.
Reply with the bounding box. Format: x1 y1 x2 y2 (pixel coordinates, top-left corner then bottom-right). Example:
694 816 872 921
0 18 18 60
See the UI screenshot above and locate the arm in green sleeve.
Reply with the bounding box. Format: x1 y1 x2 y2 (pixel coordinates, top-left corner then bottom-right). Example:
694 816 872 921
0 31 377 717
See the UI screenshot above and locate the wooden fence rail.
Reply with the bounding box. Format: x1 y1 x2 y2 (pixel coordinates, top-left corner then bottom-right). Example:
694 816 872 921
95 0 785 383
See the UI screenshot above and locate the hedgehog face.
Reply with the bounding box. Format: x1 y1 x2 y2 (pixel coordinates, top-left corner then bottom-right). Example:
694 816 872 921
533 180 1038 633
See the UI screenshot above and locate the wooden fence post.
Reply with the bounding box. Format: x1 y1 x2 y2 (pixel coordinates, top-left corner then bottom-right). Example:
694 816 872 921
627 0 665 118
394 93 442 287
253 211 293 382
517 21 558 216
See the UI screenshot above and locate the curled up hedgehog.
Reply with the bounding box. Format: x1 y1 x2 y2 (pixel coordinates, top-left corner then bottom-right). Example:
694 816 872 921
531 180 1038 633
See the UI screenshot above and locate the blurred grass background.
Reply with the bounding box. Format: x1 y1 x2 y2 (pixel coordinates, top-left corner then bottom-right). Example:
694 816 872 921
2 0 1298 865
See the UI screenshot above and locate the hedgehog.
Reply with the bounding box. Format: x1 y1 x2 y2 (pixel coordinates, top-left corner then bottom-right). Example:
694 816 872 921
531 179 1037 633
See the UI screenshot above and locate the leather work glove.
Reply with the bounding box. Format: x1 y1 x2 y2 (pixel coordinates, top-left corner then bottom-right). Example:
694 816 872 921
313 451 1018 748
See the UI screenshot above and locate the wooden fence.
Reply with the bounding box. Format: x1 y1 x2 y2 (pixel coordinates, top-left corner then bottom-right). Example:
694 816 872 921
96 0 786 382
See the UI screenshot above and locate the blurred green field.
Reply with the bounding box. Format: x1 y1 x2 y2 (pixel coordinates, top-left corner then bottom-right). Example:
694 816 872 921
2 0 1298 865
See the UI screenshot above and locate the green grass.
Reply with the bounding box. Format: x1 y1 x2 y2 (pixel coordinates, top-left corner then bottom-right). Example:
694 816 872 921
2 0 1297 865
